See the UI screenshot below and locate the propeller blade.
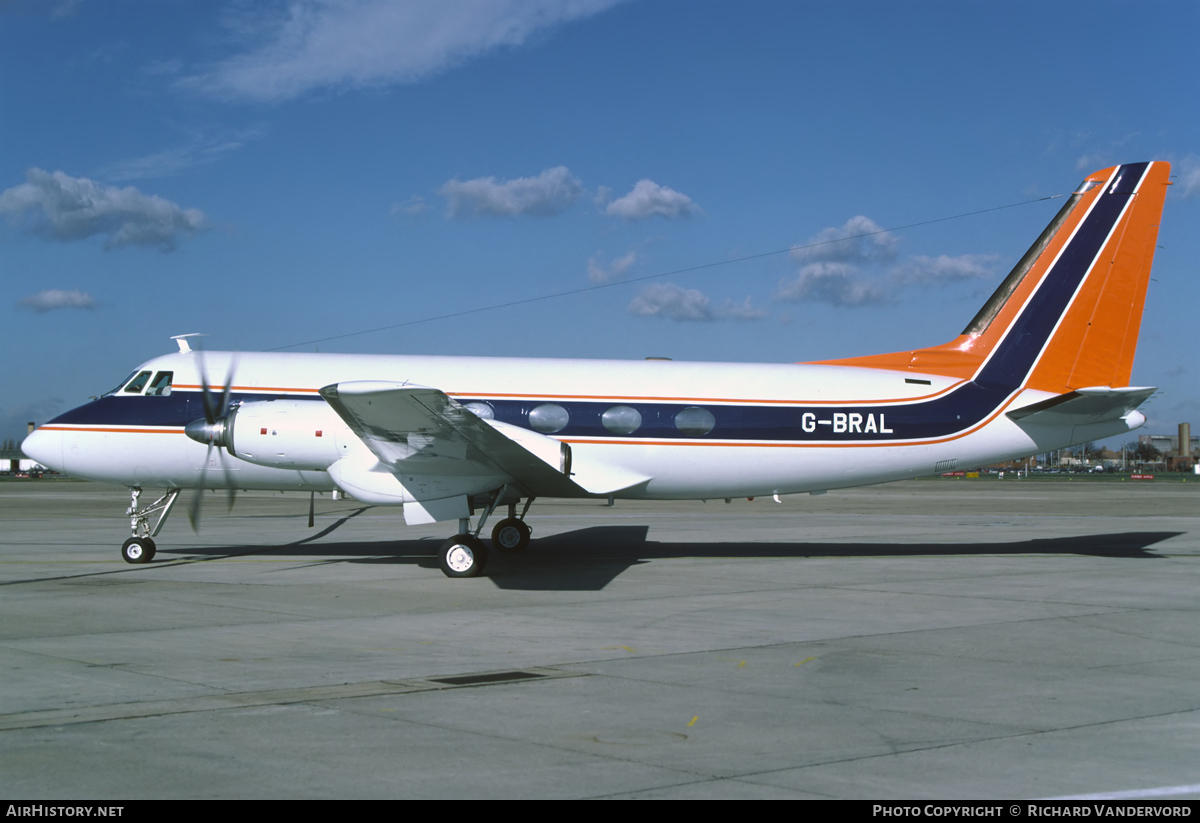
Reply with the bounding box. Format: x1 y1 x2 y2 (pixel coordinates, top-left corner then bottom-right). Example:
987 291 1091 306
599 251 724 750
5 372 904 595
189 344 238 530
188 443 212 532
196 349 218 425
217 443 237 513
218 356 237 418
308 491 315 528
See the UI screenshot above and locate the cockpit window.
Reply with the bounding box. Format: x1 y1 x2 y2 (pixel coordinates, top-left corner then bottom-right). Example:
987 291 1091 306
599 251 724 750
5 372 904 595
103 371 137 397
123 371 152 394
146 371 174 396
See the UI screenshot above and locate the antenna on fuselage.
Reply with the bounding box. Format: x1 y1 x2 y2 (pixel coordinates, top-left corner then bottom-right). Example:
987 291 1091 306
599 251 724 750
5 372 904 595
170 333 205 354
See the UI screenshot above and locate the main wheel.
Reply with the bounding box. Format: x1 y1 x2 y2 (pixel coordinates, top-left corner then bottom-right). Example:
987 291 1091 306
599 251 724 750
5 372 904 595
121 536 156 564
491 518 531 552
439 534 488 578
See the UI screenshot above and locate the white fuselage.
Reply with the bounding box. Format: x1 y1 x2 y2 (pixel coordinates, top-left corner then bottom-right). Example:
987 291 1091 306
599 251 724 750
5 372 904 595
24 349 1120 501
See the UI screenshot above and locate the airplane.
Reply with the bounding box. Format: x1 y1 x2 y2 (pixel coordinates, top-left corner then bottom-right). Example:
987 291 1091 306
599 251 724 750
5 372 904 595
22 161 1172 578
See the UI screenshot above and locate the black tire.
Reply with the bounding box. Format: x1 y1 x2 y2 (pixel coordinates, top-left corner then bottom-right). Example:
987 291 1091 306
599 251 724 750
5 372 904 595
121 537 156 564
491 518 531 552
439 534 488 578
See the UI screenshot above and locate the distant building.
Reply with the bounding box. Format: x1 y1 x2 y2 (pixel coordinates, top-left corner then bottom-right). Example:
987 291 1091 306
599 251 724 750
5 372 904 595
1 422 48 474
1139 433 1198 457
1138 424 1196 472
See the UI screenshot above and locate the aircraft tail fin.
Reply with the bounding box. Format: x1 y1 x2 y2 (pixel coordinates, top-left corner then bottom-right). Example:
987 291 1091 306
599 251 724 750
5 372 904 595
812 162 1171 394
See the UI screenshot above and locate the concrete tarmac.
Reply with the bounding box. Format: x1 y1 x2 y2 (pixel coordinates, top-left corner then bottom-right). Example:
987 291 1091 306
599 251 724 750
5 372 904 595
1 478 1198 799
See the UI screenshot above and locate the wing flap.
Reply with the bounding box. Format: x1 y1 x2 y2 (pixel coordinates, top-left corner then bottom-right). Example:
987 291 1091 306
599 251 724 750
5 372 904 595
319 381 584 497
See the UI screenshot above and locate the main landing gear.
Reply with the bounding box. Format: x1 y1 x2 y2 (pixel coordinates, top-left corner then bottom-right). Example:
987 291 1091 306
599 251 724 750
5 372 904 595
491 517 532 552
437 491 534 578
121 487 180 564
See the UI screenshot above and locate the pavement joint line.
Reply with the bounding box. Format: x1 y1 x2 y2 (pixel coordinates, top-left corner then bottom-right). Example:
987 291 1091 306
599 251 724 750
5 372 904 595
1047 783 1200 800
0 666 585 732
710 704 1200 785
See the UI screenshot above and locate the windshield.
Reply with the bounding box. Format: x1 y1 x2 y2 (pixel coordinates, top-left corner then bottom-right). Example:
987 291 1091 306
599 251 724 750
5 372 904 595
123 371 152 394
146 371 173 396
102 371 138 398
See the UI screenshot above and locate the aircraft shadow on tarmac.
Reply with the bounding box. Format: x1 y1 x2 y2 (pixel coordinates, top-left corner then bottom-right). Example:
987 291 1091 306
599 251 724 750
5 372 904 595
164 524 1183 592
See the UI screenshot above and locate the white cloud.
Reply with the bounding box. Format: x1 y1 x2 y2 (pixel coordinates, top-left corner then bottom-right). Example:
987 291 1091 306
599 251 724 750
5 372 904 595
789 215 898 265
587 250 637 283
186 0 623 102
51 0 82 21
628 283 766 322
391 195 429 219
19 289 96 313
775 262 891 307
1073 133 1139 172
101 128 266 181
775 254 998 307
1176 155 1200 199
629 283 713 321
605 179 700 220
440 166 582 218
716 296 769 321
889 254 998 286
0 169 206 251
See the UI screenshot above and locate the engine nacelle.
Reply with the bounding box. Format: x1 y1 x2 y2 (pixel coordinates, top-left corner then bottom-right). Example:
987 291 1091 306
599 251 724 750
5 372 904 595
226 399 353 470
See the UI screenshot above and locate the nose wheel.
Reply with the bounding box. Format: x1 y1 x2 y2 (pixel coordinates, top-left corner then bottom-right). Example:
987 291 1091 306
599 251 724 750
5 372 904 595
121 536 156 564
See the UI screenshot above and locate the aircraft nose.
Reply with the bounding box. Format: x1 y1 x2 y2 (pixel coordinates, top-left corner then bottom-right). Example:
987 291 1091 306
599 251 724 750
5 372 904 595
21 427 64 473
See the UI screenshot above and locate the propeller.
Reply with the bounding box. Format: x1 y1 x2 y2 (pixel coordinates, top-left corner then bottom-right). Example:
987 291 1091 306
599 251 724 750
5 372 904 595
183 349 239 531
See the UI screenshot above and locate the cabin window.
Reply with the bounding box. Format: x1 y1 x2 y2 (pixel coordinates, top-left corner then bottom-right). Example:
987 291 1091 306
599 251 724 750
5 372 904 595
528 403 569 434
146 371 174 396
123 371 152 394
602 405 642 435
675 406 716 436
462 401 494 420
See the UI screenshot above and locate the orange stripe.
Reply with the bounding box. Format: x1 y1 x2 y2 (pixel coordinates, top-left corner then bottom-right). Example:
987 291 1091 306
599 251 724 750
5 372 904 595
171 380 965 405
171 384 953 404
174 385 320 393
446 383 964 405
41 426 182 434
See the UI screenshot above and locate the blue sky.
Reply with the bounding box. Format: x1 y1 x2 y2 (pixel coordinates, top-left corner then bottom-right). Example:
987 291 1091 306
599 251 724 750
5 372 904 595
2 0 1197 447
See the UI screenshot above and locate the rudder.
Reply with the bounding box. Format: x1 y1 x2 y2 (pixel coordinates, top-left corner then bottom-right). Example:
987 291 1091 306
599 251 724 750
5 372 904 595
1024 161 1170 393
812 162 1171 397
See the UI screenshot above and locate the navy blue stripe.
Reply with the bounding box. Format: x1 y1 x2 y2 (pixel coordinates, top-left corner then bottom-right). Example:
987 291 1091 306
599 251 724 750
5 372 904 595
46 392 298 428
461 389 1006 442
48 389 1002 443
974 163 1147 391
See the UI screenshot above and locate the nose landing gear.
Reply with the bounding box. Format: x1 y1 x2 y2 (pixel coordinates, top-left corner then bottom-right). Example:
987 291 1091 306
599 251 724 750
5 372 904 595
121 487 180 564
121 536 156 564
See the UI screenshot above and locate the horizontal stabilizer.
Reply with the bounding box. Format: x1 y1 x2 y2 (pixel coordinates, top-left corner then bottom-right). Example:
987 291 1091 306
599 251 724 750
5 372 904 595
1007 386 1156 426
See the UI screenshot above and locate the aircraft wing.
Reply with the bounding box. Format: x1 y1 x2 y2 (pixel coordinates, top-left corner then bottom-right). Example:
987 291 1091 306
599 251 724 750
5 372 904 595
1007 386 1156 426
319 381 585 498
